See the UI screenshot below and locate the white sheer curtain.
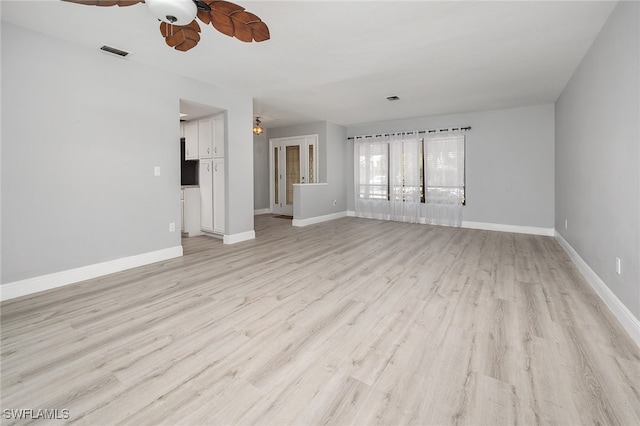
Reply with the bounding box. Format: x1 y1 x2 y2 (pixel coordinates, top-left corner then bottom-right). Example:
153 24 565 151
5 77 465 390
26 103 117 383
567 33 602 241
355 133 423 223
424 133 465 226
354 135 390 220
355 131 465 227
389 132 422 223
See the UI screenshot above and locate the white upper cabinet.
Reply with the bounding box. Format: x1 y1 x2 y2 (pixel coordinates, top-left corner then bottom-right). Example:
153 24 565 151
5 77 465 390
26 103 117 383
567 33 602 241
183 120 199 160
198 116 213 159
212 113 225 158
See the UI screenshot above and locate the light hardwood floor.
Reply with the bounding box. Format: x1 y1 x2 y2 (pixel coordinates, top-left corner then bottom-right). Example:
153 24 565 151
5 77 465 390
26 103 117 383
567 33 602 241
2 215 639 425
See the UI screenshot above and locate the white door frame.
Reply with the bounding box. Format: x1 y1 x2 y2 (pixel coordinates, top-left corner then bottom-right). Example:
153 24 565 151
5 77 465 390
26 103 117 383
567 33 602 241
269 134 318 216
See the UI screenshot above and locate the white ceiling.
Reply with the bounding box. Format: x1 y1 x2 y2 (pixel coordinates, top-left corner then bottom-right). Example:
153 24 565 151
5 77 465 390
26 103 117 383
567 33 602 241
1 0 617 129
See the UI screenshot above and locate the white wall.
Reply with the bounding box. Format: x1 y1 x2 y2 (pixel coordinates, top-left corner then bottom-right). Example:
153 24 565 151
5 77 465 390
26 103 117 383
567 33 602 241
1 23 254 285
347 103 556 230
555 1 639 319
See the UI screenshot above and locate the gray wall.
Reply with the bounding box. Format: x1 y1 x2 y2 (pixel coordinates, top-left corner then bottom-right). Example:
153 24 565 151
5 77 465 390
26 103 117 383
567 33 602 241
326 121 348 212
1 23 254 284
253 132 269 211
267 121 347 219
347 103 556 229
555 1 639 319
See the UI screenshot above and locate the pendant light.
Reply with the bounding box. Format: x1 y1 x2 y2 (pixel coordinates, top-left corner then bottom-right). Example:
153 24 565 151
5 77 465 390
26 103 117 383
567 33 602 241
253 117 264 135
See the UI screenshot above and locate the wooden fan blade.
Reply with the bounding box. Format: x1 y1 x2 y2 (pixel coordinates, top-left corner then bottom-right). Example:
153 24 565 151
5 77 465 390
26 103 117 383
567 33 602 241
248 21 270 42
229 12 254 42
199 0 270 43
61 0 144 6
172 36 199 52
209 11 235 38
231 11 268 42
160 20 201 52
207 0 243 37
210 1 245 16
197 9 212 25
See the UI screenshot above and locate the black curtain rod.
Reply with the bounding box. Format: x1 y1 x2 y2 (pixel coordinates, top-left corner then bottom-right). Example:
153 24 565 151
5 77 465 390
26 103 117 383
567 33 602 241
347 126 471 140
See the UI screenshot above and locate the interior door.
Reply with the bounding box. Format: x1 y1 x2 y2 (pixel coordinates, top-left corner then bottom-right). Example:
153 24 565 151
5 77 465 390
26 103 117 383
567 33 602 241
270 135 317 216
272 141 302 215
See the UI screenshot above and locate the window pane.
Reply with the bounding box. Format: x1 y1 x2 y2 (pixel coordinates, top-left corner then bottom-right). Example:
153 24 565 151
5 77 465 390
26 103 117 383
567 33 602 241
308 144 314 183
286 145 300 205
420 140 425 202
357 142 388 200
274 147 279 205
425 135 465 204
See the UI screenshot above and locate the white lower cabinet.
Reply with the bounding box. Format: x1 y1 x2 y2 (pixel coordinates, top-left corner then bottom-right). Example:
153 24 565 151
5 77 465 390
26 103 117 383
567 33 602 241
181 187 201 237
199 160 214 232
213 158 225 234
199 158 225 235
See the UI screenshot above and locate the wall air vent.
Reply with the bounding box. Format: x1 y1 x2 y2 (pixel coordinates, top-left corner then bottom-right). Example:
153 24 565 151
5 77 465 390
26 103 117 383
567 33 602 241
386 96 400 101
99 45 130 57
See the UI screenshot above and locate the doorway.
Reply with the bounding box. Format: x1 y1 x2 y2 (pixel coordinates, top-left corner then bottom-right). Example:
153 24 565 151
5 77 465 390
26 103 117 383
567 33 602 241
178 99 225 239
270 135 318 216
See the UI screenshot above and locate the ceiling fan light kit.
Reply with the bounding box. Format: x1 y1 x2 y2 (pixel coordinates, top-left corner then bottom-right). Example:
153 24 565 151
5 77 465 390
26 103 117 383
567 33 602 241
62 0 270 51
146 0 197 25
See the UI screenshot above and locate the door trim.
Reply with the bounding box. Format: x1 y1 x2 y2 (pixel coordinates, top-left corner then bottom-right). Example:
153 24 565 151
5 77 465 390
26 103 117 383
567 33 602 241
269 134 319 216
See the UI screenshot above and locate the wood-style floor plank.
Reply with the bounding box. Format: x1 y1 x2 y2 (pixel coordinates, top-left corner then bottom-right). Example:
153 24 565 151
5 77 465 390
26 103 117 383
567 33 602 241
1 215 639 425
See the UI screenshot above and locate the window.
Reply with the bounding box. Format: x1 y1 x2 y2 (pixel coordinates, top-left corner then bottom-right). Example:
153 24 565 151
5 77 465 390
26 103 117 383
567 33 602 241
357 140 389 200
424 134 466 205
357 134 465 205
355 132 465 226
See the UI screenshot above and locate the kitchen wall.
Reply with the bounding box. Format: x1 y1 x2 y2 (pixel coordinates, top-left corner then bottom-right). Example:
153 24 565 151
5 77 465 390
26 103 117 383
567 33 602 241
555 1 640 320
347 103 556 230
1 23 254 287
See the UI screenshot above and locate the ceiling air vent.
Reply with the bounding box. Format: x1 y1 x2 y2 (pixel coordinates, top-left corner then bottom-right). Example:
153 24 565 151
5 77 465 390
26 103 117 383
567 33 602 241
386 95 400 101
99 45 130 57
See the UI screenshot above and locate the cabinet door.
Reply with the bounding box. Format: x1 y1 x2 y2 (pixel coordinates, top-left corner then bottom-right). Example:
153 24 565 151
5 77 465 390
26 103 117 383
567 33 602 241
181 200 185 232
181 189 185 232
213 158 225 234
212 114 225 158
184 121 199 160
198 117 213 159
199 160 213 232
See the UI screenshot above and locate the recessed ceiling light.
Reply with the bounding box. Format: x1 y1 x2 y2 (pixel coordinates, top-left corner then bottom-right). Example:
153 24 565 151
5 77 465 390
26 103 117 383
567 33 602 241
386 96 400 101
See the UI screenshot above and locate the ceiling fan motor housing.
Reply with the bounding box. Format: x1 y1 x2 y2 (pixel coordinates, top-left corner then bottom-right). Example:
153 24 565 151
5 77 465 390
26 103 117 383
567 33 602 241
146 0 197 25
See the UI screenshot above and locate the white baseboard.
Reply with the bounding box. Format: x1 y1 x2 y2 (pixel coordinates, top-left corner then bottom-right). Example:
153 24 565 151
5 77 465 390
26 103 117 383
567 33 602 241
348 212 553 237
0 246 183 302
555 231 640 347
254 208 271 215
462 221 555 236
292 211 348 227
223 230 256 244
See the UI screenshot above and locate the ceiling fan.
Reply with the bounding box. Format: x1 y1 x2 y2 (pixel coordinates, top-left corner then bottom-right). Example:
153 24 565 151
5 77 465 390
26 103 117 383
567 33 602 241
62 0 270 52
